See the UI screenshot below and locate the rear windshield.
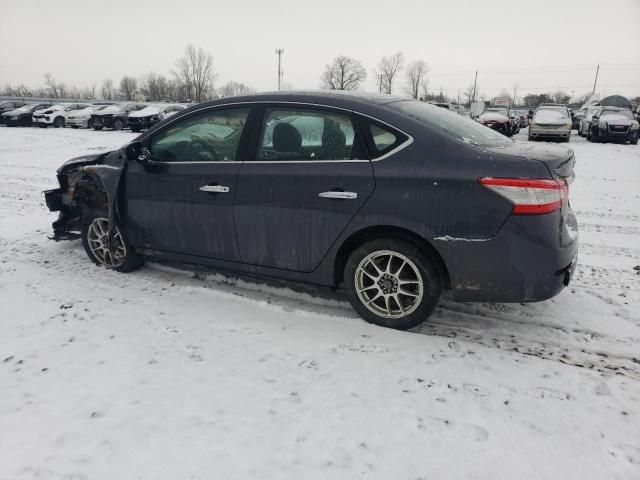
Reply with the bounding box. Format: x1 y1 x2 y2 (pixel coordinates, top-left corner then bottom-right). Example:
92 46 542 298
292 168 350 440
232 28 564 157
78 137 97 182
537 106 569 117
390 100 512 147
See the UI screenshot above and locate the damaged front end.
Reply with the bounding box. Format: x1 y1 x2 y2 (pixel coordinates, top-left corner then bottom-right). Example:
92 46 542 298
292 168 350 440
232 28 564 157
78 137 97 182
43 149 127 241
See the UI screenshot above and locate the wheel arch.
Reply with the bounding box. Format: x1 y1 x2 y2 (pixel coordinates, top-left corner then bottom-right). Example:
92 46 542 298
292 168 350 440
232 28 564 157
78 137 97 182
333 225 451 290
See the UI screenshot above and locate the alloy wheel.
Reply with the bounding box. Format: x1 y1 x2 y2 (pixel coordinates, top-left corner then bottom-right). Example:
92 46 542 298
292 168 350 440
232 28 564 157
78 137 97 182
355 250 424 319
87 217 127 267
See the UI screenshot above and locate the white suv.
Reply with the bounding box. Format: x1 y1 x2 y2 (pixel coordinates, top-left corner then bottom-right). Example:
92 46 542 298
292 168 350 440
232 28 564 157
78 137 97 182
32 103 92 128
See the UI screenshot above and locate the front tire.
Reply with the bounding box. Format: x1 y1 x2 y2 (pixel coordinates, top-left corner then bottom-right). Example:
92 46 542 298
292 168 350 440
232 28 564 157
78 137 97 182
81 209 144 273
344 239 442 330
53 116 65 128
113 118 124 130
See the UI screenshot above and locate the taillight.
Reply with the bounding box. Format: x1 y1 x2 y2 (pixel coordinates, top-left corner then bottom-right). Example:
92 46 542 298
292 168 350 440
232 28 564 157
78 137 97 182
479 177 568 215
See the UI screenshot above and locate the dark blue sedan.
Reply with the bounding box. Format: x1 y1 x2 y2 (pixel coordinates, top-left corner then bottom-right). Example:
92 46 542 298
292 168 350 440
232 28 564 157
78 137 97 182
44 91 579 329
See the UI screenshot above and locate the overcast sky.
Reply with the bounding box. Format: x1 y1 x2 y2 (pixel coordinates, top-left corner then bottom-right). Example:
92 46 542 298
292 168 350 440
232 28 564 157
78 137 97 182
1 0 639 100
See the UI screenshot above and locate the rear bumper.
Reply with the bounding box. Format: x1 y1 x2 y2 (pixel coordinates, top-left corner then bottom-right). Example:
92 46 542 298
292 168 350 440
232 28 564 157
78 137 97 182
529 126 571 138
434 208 579 302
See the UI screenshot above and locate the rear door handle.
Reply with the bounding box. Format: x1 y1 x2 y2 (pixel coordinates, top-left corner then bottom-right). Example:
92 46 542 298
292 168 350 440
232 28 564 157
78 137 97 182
199 185 230 193
318 191 358 200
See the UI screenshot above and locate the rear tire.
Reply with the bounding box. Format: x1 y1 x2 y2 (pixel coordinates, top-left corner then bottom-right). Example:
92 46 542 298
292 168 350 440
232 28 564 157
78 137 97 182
113 118 124 130
344 238 442 330
81 209 144 273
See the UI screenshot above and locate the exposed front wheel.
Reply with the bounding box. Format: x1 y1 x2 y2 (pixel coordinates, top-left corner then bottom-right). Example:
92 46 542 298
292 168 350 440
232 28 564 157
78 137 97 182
81 210 144 273
344 239 442 330
53 116 65 128
113 118 124 130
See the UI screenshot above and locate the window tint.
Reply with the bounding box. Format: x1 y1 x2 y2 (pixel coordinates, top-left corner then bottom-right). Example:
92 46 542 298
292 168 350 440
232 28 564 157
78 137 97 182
257 108 358 161
369 124 399 154
150 108 249 162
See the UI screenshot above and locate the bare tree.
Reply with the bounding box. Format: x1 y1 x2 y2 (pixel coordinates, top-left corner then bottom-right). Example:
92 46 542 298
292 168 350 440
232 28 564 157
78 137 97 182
551 90 571 104
320 56 367 90
405 60 429 99
101 79 115 100
44 73 66 98
374 52 404 94
119 76 138 100
173 44 216 102
140 73 170 101
217 81 255 97
420 79 429 100
462 84 475 106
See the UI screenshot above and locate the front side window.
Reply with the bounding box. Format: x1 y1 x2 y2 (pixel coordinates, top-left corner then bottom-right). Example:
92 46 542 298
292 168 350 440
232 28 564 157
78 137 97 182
257 108 358 161
150 108 249 162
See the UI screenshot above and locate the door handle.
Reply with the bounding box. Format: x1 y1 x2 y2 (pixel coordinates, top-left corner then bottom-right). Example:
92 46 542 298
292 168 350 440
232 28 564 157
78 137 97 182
318 191 358 200
199 185 230 193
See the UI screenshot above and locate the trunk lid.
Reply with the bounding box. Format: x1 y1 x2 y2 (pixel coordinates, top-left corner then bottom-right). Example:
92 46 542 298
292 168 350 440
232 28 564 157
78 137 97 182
485 142 575 183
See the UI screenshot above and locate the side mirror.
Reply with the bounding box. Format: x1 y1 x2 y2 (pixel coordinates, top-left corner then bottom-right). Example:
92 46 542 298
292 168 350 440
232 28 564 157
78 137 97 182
126 141 151 162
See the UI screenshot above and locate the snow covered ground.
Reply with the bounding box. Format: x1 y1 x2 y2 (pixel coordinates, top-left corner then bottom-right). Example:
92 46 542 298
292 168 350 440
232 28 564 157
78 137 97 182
1 125 639 480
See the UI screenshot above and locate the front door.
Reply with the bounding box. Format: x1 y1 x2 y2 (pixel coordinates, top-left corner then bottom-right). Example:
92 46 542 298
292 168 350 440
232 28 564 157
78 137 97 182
234 105 375 272
124 106 252 261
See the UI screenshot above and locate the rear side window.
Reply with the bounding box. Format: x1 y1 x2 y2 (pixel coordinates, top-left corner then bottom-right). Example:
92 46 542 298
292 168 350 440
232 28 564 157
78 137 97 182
369 124 399 154
257 108 359 161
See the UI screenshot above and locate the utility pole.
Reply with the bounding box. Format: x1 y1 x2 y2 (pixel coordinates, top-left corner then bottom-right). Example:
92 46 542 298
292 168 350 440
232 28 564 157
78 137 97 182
592 64 599 95
275 48 284 90
471 70 478 104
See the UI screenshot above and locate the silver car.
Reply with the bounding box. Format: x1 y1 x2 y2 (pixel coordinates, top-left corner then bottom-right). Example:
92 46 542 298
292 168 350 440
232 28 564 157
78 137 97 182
528 105 572 142
578 106 599 137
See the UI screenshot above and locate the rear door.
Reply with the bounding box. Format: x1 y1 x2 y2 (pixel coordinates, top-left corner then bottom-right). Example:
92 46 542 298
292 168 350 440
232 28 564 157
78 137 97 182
234 105 374 271
124 106 253 261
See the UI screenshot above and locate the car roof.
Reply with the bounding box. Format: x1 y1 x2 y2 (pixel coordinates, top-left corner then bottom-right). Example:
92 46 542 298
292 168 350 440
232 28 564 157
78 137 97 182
196 90 408 110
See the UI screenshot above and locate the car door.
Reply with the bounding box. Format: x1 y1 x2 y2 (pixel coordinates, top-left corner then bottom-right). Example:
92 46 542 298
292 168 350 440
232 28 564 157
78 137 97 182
234 105 375 272
123 106 253 261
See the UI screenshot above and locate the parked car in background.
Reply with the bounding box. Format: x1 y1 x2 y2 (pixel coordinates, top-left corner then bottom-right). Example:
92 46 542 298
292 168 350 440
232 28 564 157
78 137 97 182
1 103 52 126
528 105 572 142
578 106 599 137
127 104 186 132
91 103 146 130
0 100 27 123
66 105 110 129
573 107 586 129
33 103 93 128
43 92 578 330
587 106 639 144
477 107 513 136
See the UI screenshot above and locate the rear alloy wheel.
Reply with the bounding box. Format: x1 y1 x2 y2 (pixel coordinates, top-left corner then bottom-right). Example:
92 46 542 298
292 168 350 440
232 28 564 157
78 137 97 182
81 210 143 272
113 118 124 130
344 239 442 330
53 116 65 128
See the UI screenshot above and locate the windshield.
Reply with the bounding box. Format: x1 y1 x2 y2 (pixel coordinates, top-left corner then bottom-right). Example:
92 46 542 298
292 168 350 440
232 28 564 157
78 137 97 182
601 110 633 120
101 104 126 113
390 100 512 147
